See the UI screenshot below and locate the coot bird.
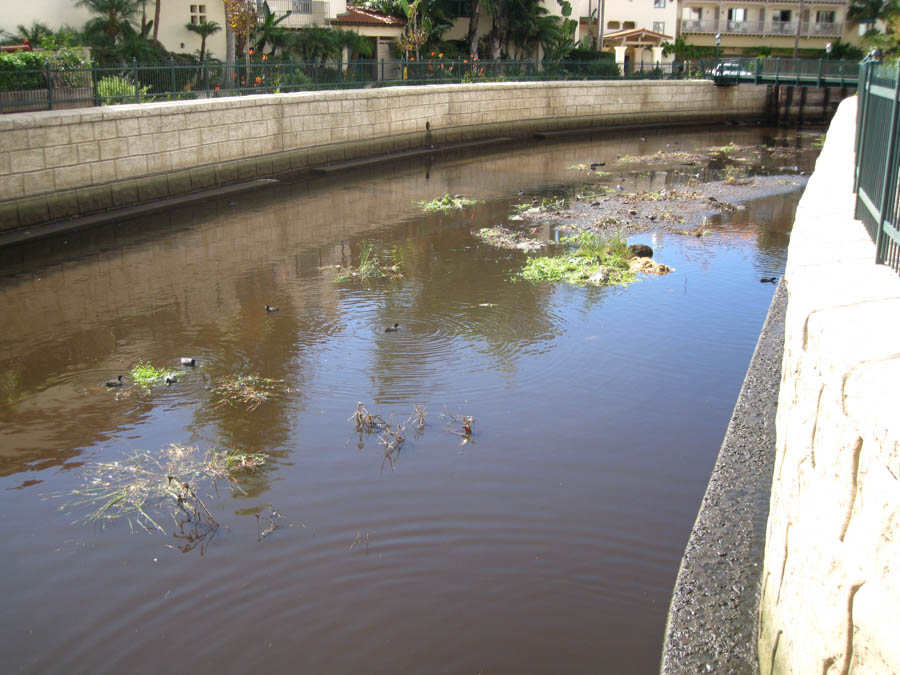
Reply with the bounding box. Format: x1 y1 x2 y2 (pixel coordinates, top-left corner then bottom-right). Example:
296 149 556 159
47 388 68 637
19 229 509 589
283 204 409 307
385 323 400 333
165 375 178 386
265 304 279 312
180 357 197 366
106 375 123 388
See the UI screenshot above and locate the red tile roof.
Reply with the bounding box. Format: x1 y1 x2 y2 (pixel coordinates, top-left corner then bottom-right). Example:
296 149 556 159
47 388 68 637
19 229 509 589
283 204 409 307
332 6 406 26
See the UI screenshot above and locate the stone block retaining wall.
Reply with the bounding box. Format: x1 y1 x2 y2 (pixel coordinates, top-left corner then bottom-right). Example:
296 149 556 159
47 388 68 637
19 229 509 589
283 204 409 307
758 96 900 673
0 80 767 230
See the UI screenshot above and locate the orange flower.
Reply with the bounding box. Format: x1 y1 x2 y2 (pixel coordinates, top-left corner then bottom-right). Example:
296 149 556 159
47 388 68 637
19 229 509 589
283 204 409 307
262 54 268 60
255 76 262 83
249 48 254 55
427 65 433 70
463 59 468 63
438 53 443 58
430 51 435 56
410 56 415 61
215 85 220 90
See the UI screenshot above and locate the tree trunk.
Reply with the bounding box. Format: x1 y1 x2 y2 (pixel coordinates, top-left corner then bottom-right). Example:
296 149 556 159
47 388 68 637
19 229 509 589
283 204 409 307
153 0 161 41
466 0 480 58
490 4 502 60
225 23 236 89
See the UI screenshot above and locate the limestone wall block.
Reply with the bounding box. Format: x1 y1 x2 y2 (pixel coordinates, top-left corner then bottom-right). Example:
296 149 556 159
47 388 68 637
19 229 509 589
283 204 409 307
168 148 199 170
90 160 116 184
146 152 173 174
99 138 130 161
23 170 54 194
217 140 244 161
115 118 140 137
0 152 9 175
0 173 24 200
115 155 148 179
153 131 180 153
53 165 83 190
3 129 29 151
69 124 95 143
11 148 45 173
27 125 70 148
76 142 100 164
242 138 262 156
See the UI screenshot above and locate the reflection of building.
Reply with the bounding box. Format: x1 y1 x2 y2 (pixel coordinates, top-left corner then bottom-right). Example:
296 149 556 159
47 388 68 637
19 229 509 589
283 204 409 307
677 0 868 54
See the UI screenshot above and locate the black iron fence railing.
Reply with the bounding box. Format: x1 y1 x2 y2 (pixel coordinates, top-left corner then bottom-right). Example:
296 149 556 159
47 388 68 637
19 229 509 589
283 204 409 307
1 56 853 114
854 60 900 276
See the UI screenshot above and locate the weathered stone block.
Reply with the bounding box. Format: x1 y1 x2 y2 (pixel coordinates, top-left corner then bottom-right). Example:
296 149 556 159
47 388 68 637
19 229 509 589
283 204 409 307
10 148 45 173
115 156 148 180
110 180 139 207
44 144 79 168
76 185 112 214
46 190 80 221
99 138 130 161
23 169 55 194
53 165 84 190
91 160 117 185
137 175 170 202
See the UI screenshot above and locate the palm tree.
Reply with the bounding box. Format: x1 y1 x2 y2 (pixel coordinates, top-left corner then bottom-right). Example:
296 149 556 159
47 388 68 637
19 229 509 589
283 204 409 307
77 0 141 46
847 0 898 33
16 21 54 46
252 1 291 55
186 19 221 63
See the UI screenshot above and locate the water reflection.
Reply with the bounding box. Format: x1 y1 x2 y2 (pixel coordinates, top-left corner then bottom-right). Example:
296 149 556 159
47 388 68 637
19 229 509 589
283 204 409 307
0 122 817 673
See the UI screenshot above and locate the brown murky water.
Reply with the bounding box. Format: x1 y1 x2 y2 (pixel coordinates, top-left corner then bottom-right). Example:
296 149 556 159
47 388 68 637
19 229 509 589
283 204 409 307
0 125 817 674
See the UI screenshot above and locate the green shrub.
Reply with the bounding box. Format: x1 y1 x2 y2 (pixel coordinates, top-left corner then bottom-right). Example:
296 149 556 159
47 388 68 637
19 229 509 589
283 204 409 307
0 51 46 91
97 74 152 104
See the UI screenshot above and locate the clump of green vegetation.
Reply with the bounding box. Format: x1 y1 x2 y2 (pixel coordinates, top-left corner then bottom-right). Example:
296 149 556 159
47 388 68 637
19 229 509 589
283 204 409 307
540 196 569 210
57 444 267 537
707 142 742 156
813 134 826 149
130 361 176 388
211 374 291 412
417 194 479 212
334 242 404 281
520 231 635 286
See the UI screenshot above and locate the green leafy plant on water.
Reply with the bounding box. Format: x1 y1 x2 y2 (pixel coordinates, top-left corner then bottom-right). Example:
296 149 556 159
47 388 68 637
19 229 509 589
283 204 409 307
707 142 742 156
520 231 635 286
417 194 479 212
130 361 176 387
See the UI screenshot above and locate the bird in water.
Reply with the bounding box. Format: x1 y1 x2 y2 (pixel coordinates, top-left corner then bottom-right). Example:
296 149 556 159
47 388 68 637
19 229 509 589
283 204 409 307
106 375 123 388
180 357 197 366
385 323 400 333
165 375 178 386
760 277 778 284
265 304 279 312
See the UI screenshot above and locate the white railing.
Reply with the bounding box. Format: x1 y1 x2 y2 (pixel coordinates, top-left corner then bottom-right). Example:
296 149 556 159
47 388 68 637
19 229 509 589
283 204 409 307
258 0 332 26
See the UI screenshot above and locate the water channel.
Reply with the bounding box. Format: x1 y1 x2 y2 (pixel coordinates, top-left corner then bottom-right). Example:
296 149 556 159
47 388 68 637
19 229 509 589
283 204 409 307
0 124 819 673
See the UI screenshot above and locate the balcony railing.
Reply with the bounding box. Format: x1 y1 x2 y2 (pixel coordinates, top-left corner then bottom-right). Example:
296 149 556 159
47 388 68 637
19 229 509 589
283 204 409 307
258 0 331 27
681 18 843 37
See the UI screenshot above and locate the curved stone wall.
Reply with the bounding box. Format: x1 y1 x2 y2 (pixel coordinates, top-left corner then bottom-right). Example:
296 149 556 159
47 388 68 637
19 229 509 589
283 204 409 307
758 96 900 673
0 80 767 231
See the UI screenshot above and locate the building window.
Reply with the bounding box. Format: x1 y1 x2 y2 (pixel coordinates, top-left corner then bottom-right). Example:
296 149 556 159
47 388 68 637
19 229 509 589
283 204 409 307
624 21 636 29
607 20 620 29
727 8 746 22
190 4 207 24
654 0 665 7
772 9 791 22
653 21 665 33
817 10 835 23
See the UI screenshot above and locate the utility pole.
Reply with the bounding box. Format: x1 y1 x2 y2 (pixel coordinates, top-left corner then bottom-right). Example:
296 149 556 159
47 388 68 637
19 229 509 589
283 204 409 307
793 0 805 58
598 0 604 51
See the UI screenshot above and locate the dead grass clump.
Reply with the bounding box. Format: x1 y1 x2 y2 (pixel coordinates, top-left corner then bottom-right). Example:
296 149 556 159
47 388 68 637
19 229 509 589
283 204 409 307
211 375 291 412
475 226 545 251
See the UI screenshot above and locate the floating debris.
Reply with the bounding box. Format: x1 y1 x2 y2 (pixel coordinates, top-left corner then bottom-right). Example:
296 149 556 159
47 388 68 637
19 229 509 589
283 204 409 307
443 412 475 445
334 242 404 281
417 194 479 212
55 444 267 545
130 362 178 389
211 375 291 412
519 231 636 287
475 226 546 251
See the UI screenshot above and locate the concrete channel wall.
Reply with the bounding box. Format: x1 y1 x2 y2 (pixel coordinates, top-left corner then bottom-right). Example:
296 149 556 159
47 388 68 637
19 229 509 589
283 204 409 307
0 80 768 231
758 97 900 673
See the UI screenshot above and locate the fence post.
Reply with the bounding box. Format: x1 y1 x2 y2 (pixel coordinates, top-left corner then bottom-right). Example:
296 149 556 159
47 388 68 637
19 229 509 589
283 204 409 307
775 58 781 85
169 56 176 96
91 61 101 106
756 57 762 85
816 58 823 88
45 63 54 111
204 59 210 96
132 58 139 103
854 62 872 192
380 58 384 83
873 62 900 264
840 59 845 87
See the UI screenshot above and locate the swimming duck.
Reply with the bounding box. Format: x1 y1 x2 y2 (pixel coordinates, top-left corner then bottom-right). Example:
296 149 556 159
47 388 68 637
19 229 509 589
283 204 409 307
760 277 778 284
106 375 123 388
265 304 279 312
180 357 197 366
165 375 177 386
385 323 400 333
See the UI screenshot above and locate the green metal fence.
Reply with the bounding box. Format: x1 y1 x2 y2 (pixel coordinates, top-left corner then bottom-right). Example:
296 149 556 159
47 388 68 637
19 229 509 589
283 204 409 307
0 57 740 114
854 61 900 275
